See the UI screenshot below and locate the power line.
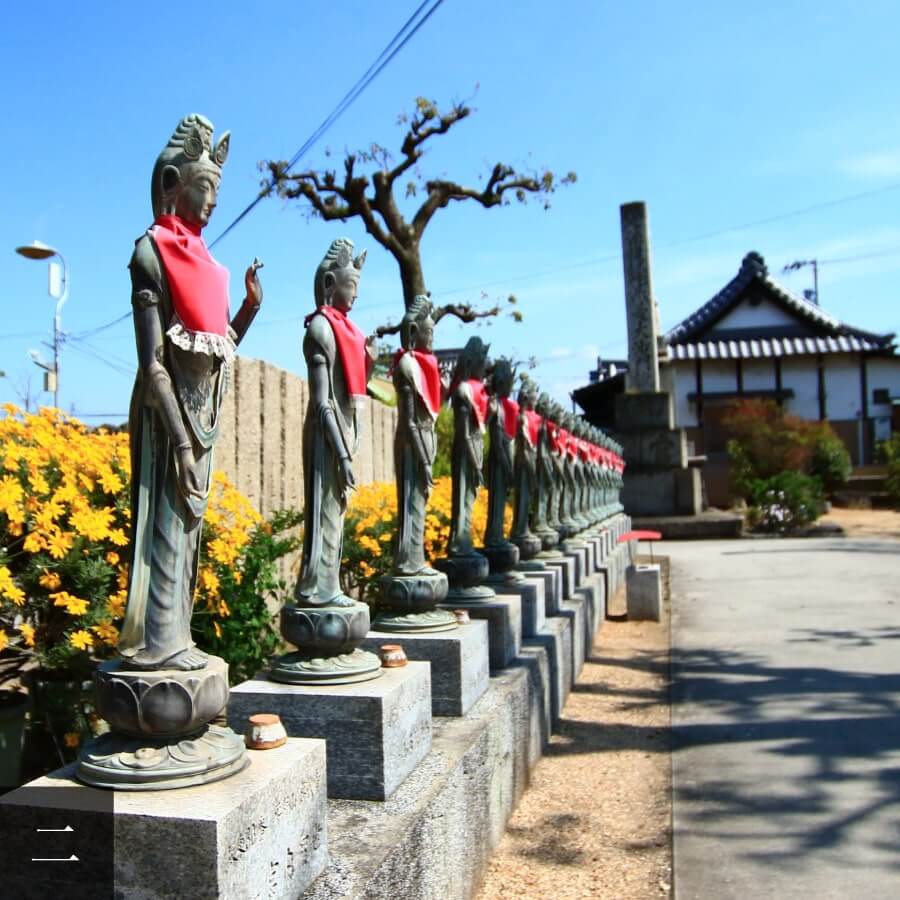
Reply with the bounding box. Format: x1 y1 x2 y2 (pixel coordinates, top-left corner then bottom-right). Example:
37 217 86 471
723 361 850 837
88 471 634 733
71 312 131 340
209 0 447 250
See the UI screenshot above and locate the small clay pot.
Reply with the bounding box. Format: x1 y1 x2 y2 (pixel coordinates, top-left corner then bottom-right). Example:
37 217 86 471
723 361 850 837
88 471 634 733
453 609 471 625
379 644 408 667
245 713 287 750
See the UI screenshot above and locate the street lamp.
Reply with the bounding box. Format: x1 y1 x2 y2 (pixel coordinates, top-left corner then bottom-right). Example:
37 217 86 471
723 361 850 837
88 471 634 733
15 240 68 408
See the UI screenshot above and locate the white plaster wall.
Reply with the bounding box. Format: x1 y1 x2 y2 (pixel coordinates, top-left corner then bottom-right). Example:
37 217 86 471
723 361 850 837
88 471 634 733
823 356 861 420
701 360 737 393
742 359 776 391
714 298 797 330
781 357 819 419
867 357 900 417
671 362 698 428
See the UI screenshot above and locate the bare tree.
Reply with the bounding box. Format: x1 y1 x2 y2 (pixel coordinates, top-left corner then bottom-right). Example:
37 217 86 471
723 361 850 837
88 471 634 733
263 96 575 317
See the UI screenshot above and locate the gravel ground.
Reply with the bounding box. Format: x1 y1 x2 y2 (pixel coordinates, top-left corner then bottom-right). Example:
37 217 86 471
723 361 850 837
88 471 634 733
819 506 900 539
477 565 672 900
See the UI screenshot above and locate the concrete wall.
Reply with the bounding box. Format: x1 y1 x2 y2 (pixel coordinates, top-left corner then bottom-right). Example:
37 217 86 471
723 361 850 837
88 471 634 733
781 358 819 419
216 356 398 518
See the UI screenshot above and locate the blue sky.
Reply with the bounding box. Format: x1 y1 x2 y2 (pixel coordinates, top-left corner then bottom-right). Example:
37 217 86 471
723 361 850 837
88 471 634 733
3 0 900 420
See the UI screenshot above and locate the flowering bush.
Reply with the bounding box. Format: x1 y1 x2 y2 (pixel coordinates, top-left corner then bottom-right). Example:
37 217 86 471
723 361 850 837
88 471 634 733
341 476 509 608
0 405 297 763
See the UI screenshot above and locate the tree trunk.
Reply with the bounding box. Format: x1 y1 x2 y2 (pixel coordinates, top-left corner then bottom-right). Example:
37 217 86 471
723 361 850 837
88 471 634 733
396 248 427 310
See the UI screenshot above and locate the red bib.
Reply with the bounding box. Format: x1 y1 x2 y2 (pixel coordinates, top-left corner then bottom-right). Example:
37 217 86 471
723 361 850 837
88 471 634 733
500 397 519 440
393 349 443 417
151 215 229 337
313 306 368 397
524 410 542 447
465 379 489 427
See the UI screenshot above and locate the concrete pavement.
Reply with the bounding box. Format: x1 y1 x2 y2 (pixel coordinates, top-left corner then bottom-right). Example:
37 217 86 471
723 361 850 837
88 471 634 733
666 537 900 900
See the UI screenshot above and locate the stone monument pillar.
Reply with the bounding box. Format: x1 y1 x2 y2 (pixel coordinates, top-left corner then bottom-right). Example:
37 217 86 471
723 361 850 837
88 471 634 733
614 201 702 517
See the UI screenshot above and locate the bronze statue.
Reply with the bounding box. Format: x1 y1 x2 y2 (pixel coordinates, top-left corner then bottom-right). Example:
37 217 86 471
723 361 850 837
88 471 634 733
510 376 543 562
435 336 494 601
79 114 257 789
481 358 522 584
374 296 455 632
273 238 383 683
534 392 562 554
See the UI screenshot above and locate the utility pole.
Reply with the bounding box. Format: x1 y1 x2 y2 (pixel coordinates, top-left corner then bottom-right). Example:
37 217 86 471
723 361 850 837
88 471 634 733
783 258 818 306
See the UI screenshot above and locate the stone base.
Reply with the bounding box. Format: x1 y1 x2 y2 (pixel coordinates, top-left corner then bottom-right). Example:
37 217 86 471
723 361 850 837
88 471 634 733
513 533 543 560
545 556 576 600
3 739 328 900
439 593 522 670
271 648 383 685
523 616 571 726
435 551 489 589
500 578 545 638
76 723 247 791
515 559 547 572
445 583 496 603
525 567 561 615
362 622 490 717
480 541 520 576
372 607 458 633
229 663 432 800
627 563 662 621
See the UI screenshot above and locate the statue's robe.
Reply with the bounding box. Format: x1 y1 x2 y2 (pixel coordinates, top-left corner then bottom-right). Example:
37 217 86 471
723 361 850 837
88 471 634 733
448 380 487 556
484 396 517 548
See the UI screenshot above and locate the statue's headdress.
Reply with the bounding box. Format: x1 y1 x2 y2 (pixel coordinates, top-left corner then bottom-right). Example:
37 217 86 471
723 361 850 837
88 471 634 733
400 294 433 348
151 114 230 218
314 237 367 307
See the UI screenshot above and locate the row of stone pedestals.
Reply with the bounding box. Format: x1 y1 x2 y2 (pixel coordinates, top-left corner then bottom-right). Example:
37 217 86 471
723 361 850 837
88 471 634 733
2 513 631 900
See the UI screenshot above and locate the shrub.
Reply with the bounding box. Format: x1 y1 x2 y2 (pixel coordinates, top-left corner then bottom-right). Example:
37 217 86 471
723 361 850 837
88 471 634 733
876 434 900 506
0 405 297 764
725 398 850 501
747 471 825 533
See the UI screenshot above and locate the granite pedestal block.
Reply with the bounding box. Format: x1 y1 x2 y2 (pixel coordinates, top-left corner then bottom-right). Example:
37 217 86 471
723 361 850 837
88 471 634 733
524 615 571 726
575 573 605 639
440 593 522 670
500 578 545 638
547 556 576 599
361 623 489 717
627 563 662 621
525 568 560 616
559 593 588 683
229 663 432 800
1 739 327 900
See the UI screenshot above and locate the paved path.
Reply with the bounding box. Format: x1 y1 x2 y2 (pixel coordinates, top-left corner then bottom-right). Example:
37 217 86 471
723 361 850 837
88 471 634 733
665 537 900 900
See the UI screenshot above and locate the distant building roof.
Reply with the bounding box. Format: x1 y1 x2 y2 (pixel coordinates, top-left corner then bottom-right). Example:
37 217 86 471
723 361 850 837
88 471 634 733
668 334 890 361
665 251 894 351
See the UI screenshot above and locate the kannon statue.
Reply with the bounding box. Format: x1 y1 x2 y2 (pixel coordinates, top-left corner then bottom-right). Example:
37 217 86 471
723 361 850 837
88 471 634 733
510 375 543 563
79 114 259 789
374 296 455 632
480 358 523 584
272 238 384 683
435 336 495 601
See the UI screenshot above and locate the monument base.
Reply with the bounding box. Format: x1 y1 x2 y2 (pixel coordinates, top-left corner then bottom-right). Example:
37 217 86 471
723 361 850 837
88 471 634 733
372 607 458 633
270 648 383 685
4 739 328 900
439 593 522 670
229 663 432 800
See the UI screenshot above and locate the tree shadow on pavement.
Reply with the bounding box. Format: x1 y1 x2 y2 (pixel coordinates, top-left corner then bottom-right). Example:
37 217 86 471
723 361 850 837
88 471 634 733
671 641 900 872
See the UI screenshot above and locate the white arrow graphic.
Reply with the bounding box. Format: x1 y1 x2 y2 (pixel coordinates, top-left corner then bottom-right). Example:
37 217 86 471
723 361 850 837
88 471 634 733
36 826 74 833
31 854 80 862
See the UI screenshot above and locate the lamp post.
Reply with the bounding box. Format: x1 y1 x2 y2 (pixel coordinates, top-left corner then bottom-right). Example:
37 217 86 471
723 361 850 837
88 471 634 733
15 240 68 408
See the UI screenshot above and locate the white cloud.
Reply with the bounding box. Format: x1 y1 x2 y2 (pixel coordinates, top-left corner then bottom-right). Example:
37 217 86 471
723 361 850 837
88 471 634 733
840 152 900 178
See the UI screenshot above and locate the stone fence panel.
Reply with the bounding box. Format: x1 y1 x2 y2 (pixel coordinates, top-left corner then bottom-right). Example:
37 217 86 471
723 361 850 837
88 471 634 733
216 356 397 520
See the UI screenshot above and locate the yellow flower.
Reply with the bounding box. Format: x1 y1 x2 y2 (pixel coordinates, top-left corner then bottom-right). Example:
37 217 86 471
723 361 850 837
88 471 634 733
107 589 127 618
92 622 119 646
105 551 120 566
214 621 222 638
0 566 26 606
63 732 81 748
69 629 94 651
51 591 90 616
217 599 231 618
23 531 47 554
0 632 8 653
17 622 35 647
46 529 74 560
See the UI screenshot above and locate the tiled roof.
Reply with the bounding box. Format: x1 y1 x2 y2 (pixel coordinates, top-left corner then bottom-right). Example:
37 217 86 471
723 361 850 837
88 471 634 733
665 252 890 345
667 334 893 361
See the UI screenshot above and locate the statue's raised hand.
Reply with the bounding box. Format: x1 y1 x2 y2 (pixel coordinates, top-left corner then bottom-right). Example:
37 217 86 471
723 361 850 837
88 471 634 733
244 258 264 308
365 334 378 364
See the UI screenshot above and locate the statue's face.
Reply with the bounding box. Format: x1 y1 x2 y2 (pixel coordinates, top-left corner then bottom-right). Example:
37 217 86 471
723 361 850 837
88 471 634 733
175 164 220 228
331 269 360 312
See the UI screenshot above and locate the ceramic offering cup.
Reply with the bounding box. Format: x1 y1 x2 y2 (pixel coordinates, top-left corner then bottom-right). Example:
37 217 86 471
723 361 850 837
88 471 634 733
245 713 287 750
453 609 471 625
379 644 407 667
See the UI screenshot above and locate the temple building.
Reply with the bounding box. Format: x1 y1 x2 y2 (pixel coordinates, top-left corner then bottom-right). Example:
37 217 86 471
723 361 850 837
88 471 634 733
574 251 900 506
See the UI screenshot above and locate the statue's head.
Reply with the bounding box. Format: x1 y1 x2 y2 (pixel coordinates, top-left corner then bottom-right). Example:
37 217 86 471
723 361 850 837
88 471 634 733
314 238 367 311
401 295 435 351
536 392 551 416
517 374 538 409
454 336 489 382
152 114 229 227
489 358 515 398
